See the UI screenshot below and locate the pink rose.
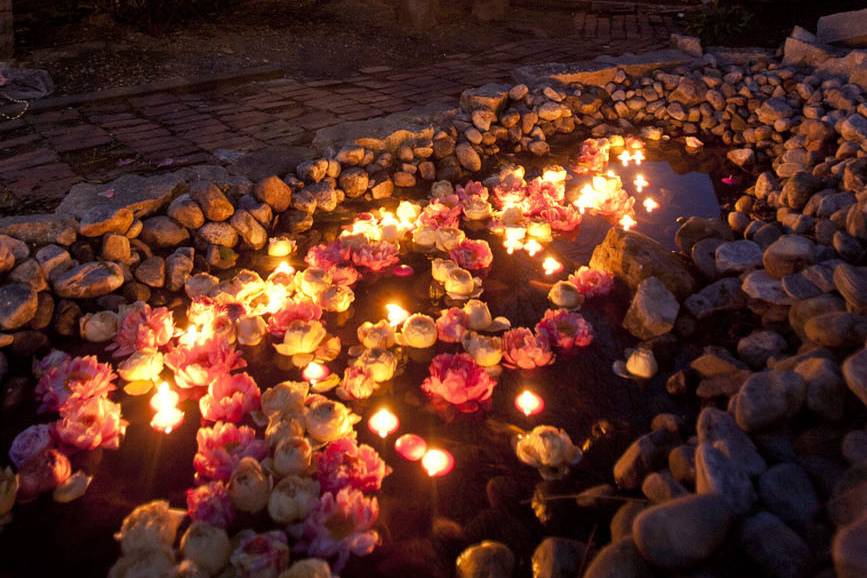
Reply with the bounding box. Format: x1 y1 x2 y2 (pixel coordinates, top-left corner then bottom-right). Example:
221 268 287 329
436 307 468 343
194 422 267 482
267 300 323 338
418 201 462 229
534 205 582 232
301 488 380 572
9 424 54 468
35 355 116 414
16 449 71 502
535 309 594 351
491 176 527 209
331 265 360 286
350 240 400 273
449 239 493 271
421 353 497 413
502 328 555 369
316 437 391 494
165 339 246 390
187 480 236 528
306 241 350 270
108 303 175 358
456 180 488 202
54 397 127 451
568 266 614 298
336 365 378 401
231 530 290 578
199 372 262 423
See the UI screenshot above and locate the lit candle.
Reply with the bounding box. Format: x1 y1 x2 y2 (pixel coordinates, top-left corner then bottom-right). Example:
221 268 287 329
514 389 544 417
542 257 563 276
368 408 400 439
633 174 649 193
302 362 330 383
395 434 427 461
632 150 644 165
642 197 659 213
619 214 637 231
421 448 454 478
386 303 410 327
150 382 184 434
504 227 526 255
524 239 543 257
618 150 631 166
273 261 295 275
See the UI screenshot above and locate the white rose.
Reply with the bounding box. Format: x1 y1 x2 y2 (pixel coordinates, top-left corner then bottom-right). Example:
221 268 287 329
117 351 164 383
279 558 332 578
261 381 308 419
357 320 396 350
515 425 582 480
180 521 231 576
298 268 332 298
228 457 272 513
412 225 437 251
355 348 397 382
268 476 320 524
462 332 503 367
431 258 460 283
548 281 584 309
399 314 437 349
114 500 185 555
265 415 306 448
434 227 466 252
272 436 313 478
444 267 476 299
319 285 354 313
463 299 492 331
304 399 359 444
238 316 268 346
273 320 326 357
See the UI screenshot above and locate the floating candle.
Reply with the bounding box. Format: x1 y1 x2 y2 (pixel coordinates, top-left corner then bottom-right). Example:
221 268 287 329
504 227 526 255
515 389 545 417
421 448 455 478
634 174 649 193
150 382 184 434
368 408 400 439
619 214 637 231
394 434 427 461
302 362 330 383
642 197 659 213
618 150 632 166
632 150 644 165
524 239 542 257
542 257 563 276
386 303 410 327
392 264 414 277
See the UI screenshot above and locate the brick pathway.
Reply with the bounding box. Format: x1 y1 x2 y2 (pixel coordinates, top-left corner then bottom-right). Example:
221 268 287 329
0 12 678 213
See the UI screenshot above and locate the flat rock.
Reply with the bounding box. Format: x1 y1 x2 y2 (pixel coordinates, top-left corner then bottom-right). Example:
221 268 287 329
742 270 792 305
622 276 679 339
0 283 38 330
735 370 807 432
715 240 763 274
684 277 747 318
51 261 124 299
834 263 867 312
741 512 812 578
513 49 695 87
0 214 77 246
763 235 817 278
57 172 184 219
313 105 455 153
78 205 134 237
818 8 867 47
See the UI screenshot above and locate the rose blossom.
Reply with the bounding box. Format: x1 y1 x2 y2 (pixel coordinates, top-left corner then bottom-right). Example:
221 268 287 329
354 348 397 383
298 268 332 299
261 381 308 419
304 398 360 445
419 201 461 229
535 205 582 232
181 521 232 576
165 339 246 390
187 481 236 529
515 425 582 480
303 488 380 571
421 353 497 413
444 267 478 300
272 436 313 478
449 239 493 271
568 266 614 298
108 302 175 358
436 307 468 343
462 332 503 367
16 448 71 502
117 351 164 382
273 320 327 358
433 227 466 252
267 300 323 338
502 328 555 369
194 422 268 482
228 457 272 513
316 437 391 494
54 396 127 451
336 365 378 401
35 354 116 413
305 241 349 270
456 180 488 202
462 196 493 221
114 499 185 555
230 530 290 578
200 372 262 423
350 241 399 273
535 309 594 350
319 285 355 313
399 314 437 349
463 299 493 331
267 475 320 525
356 320 396 350
9 424 54 468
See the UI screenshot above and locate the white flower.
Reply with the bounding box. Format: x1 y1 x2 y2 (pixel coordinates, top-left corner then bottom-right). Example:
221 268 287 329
516 425 582 480
268 475 320 524
272 436 313 478
180 521 231 576
229 457 272 513
431 258 460 283
355 348 397 382
463 299 492 331
463 197 492 221
462 332 503 367
357 320 396 350
298 268 332 298
434 227 466 252
280 558 333 578
114 500 185 554
238 316 268 346
261 381 308 419
80 310 119 343
117 351 164 383
319 285 354 313
273 320 326 357
304 398 360 444
412 225 437 251
399 314 437 349
444 267 480 300
548 281 584 309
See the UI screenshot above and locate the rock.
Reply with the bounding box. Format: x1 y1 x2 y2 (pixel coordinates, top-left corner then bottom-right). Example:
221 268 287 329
456 143 482 172
583 538 652 578
759 463 820 529
30 293 54 330
185 272 218 299
0 284 38 330
590 227 695 299
834 264 867 313
472 0 507 22
227 145 307 181
53 299 81 336
782 172 822 210
737 330 787 368
782 272 822 300
58 173 183 219
670 33 702 57
633 494 733 569
805 312 867 348
783 35 836 67
741 512 812 578
611 501 646 541
80 310 118 343
668 444 696 484
339 167 369 198
456 540 514 578
846 199 867 241
296 159 328 183
834 513 867 578
623 277 680 339
52 261 125 299
134 256 165 289
10 259 46 292
614 429 678 490
190 181 234 222
715 240 763 274
763 235 817 278
641 471 687 504
254 175 292 212
531 537 585 578
843 430 867 464
684 277 747 318
675 216 734 254
167 194 205 229
460 82 510 113
843 348 867 407
742 270 792 305
690 237 723 277
101 234 131 262
695 442 757 515
140 216 190 249
697 407 766 477
78 206 133 237
789 294 847 340
166 250 194 293
796 357 845 421
0 214 77 246
818 8 867 47
198 222 238 248
230 210 267 250
735 371 807 432
727 148 755 168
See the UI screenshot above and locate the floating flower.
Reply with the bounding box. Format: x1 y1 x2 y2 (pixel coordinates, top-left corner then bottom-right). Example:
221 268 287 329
411 225 437 251
265 415 305 448
267 300 323 338
108 302 175 358
200 372 262 423
272 436 313 478
261 381 308 419
535 309 594 351
268 475 320 525
273 320 327 358
419 201 462 229
35 355 116 414
230 530 290 578
16 449 71 502
356 320 396 350
548 281 584 309
354 348 397 383
114 500 185 555
165 339 246 390
331 265 360 287
8 424 53 469
316 437 391 494
515 425 582 480
462 332 503 367
180 521 232 576
117 351 164 383
444 267 481 300
305 241 349 270
535 205 582 232
238 316 268 346
399 314 437 349
298 268 333 299
456 180 488 202
350 241 400 273
319 285 354 313
449 239 493 270
186 481 235 529
568 266 614 298
463 299 493 331
54 397 127 451
194 423 267 482
421 353 497 413
304 398 360 445
302 488 380 571
336 366 378 401
228 457 272 513
436 307 468 343
462 196 493 221
434 227 466 252
502 328 555 370
431 258 460 284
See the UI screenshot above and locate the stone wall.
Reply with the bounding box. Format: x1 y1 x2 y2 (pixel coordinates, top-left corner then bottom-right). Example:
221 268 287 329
0 0 12 59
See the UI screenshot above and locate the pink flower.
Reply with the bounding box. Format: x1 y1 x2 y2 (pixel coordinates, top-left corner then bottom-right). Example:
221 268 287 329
35 355 116 414
535 205 582 232
436 308 468 343
421 353 497 413
316 437 391 494
302 488 380 571
568 266 614 298
350 241 400 273
108 303 174 358
535 309 594 351
32 350 70 379
526 177 564 204
194 422 267 482
165 339 246 390
231 530 290 578
9 424 54 468
306 241 350 270
267 300 323 337
199 372 262 423
337 366 377 401
456 181 488 202
419 201 462 229
491 176 527 209
187 481 236 529
449 239 493 271
54 396 127 451
16 448 71 502
502 328 555 369
331 265 360 286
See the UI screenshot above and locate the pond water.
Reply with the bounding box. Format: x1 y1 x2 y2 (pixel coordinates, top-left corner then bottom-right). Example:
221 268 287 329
0 141 741 578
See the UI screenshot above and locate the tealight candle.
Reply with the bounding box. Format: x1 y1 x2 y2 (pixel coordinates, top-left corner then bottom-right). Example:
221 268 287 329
514 389 544 417
618 150 631 166
302 362 330 383
542 257 563 276
632 150 645 165
273 261 295 275
619 214 637 231
150 382 184 434
386 303 410 327
421 448 454 478
395 434 427 461
368 408 400 439
634 174 649 193
392 264 414 277
524 239 542 257
642 197 659 213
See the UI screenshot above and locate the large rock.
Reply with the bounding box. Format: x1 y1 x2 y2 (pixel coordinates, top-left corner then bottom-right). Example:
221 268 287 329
742 270 792 305
614 429 678 490
632 494 733 569
715 240 763 274
590 228 695 299
735 371 807 432
583 538 653 578
696 407 766 477
254 175 293 213
843 348 867 407
782 36 837 68
818 8 867 47
0 214 77 246
51 261 124 299
0 283 38 330
763 235 817 278
622 277 679 339
189 181 234 222
57 172 184 219
695 442 757 515
513 49 695 87
758 463 820 529
834 513 867 578
140 216 190 249
675 216 733 254
684 277 747 318
740 512 812 578
78 206 134 237
313 105 454 153
456 540 514 578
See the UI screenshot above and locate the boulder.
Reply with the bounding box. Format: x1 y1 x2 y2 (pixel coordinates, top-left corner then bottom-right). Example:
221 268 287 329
817 8 867 47
0 214 77 246
740 512 812 578
735 370 807 432
51 261 124 299
622 277 679 339
58 172 184 219
763 235 817 278
0 283 38 330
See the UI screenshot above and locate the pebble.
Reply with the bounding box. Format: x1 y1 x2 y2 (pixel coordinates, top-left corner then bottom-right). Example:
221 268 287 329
742 270 792 305
0 283 38 330
695 442 757 515
641 470 687 503
804 312 867 348
254 175 292 213
737 330 787 368
696 407 766 477
622 277 679 339
167 194 206 229
610 501 646 542
583 538 653 578
134 256 166 289
740 511 811 578
684 277 747 318
763 235 817 278
735 370 807 432
614 429 679 490
230 209 268 250
190 181 234 222
833 264 867 313
79 205 134 237
759 463 820 529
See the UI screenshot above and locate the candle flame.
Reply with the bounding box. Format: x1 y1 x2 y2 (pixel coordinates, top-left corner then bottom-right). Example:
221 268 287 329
395 434 427 461
642 197 659 213
634 174 649 193
542 257 563 276
524 239 543 257
274 261 295 275
386 303 410 327
503 227 526 255
368 408 400 439
619 214 637 231
618 150 631 166
150 382 184 434
302 362 329 383
515 389 545 417
421 448 455 478
632 150 644 165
